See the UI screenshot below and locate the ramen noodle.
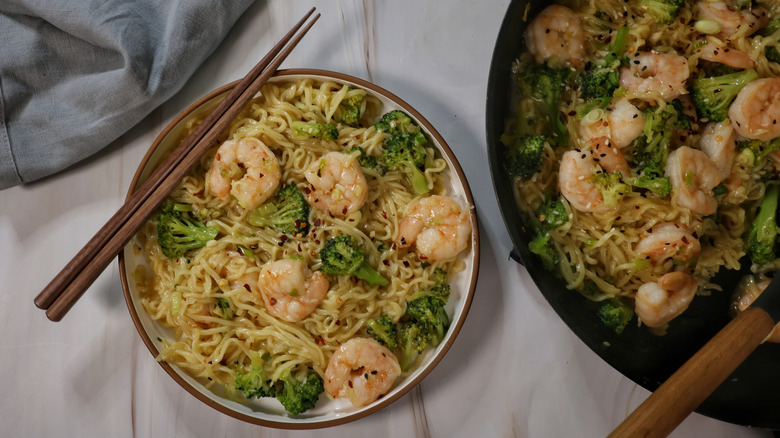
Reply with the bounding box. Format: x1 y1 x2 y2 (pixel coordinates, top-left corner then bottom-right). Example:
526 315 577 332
504 0 780 333
131 77 471 412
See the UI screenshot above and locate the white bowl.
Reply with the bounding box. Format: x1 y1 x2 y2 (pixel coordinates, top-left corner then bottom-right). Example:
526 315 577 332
119 69 480 428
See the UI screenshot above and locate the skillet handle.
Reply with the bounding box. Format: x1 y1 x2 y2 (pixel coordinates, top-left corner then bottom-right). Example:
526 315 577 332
608 307 776 438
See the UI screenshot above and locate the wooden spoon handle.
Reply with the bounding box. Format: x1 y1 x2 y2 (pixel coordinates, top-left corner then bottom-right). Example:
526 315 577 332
609 307 775 438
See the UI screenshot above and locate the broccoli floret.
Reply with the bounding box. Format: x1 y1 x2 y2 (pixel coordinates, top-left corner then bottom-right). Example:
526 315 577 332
528 229 559 271
633 103 679 168
626 165 673 197
395 268 452 370
536 196 569 229
349 146 379 170
397 320 438 371
426 267 451 301
597 297 634 335
366 316 398 349
234 351 276 399
747 185 779 265
216 297 234 320
692 69 759 122
761 15 780 37
767 45 780 64
156 201 219 258
670 99 692 131
276 370 324 415
248 183 310 237
581 69 620 100
291 120 339 140
592 171 631 208
405 296 450 343
739 137 780 165
404 269 451 343
638 0 685 24
580 25 629 99
375 110 417 135
504 135 548 179
700 60 744 78
625 103 682 198
335 93 364 127
506 59 572 145
381 130 430 195
760 17 780 64
319 234 389 286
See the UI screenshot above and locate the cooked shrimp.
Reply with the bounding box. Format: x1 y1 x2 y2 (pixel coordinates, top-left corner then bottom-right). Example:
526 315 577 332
665 146 723 215
558 149 608 213
697 1 770 38
579 98 645 149
589 137 631 177
697 36 755 69
396 195 471 261
734 276 780 343
207 137 281 210
258 259 329 322
619 53 689 101
304 151 368 217
324 338 402 408
634 223 701 265
699 120 737 180
635 271 699 328
729 78 780 142
525 5 585 69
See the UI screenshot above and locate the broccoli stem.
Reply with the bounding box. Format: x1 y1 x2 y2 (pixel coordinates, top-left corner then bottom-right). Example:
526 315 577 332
748 185 779 265
354 264 389 286
405 166 430 195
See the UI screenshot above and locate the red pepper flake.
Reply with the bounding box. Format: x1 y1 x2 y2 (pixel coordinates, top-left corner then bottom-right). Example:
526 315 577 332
381 211 388 219
419 254 428 260
243 284 251 292
270 298 277 305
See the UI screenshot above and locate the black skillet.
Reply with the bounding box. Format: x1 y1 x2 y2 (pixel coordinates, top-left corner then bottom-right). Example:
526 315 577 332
485 0 780 429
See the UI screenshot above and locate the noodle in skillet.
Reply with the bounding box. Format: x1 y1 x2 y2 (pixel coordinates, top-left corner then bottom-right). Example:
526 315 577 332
132 77 471 412
506 0 780 332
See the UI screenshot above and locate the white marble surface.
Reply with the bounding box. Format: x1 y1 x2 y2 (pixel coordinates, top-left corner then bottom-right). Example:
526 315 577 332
0 1 774 437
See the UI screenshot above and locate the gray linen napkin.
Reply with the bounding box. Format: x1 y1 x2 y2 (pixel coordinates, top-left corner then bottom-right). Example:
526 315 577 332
0 0 255 190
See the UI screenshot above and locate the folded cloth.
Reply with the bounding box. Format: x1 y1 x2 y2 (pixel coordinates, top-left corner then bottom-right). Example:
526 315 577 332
0 0 255 190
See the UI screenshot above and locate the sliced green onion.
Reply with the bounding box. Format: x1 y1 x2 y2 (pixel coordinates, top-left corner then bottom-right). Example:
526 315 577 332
695 20 722 35
237 245 255 260
610 25 630 58
738 148 756 167
169 291 183 316
632 258 650 270
684 170 696 187
577 97 612 119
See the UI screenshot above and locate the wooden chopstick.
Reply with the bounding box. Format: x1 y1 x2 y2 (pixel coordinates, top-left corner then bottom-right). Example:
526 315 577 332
36 8 320 321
